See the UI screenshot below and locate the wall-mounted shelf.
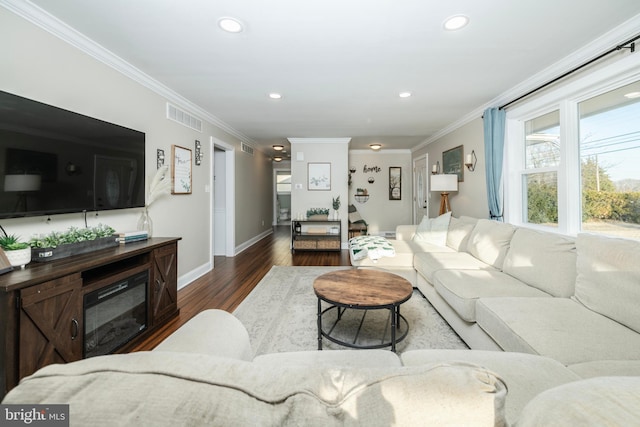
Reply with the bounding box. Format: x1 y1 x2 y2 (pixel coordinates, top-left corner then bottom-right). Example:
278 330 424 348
354 194 369 203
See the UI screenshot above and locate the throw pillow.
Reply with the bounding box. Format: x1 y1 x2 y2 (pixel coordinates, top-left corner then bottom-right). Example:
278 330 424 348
349 210 364 223
412 212 451 246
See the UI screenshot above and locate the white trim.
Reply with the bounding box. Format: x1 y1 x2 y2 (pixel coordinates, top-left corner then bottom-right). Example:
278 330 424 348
234 229 273 255
505 51 640 235
288 138 351 145
210 137 236 258
413 13 640 152
1 0 256 146
178 262 211 291
349 149 412 154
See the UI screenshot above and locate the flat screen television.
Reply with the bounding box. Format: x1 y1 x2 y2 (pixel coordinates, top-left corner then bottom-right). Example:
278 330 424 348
0 90 145 219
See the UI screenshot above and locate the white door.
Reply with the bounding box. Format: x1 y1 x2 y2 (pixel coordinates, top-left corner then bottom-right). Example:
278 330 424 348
413 156 428 223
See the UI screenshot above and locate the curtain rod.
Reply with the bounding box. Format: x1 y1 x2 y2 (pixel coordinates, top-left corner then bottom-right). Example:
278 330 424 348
498 33 640 111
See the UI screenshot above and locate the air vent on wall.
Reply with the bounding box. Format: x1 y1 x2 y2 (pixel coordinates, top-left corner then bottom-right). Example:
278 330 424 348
241 142 254 155
166 103 203 132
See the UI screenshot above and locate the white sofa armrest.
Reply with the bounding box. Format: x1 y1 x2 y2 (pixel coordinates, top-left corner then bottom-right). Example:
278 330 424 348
396 225 418 241
153 309 253 361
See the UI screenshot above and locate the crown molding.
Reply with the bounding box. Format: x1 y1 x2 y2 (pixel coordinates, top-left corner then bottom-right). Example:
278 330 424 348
288 138 351 144
349 149 412 154
413 13 640 152
1 0 257 146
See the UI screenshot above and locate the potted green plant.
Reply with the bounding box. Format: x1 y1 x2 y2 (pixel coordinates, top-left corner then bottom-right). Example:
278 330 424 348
306 208 330 220
0 234 31 268
332 196 341 220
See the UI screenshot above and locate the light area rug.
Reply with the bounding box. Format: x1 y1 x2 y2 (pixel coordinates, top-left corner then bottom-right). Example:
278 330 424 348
233 266 467 357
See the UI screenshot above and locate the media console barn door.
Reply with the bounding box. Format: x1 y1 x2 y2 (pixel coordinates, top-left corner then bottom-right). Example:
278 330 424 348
0 237 180 398
150 242 178 326
19 273 83 380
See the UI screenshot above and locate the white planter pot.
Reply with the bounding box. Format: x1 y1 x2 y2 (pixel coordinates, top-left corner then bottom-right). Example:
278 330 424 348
5 248 31 268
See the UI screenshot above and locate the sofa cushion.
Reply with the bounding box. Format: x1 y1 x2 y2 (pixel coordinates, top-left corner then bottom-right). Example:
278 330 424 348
502 228 576 297
401 349 580 426
433 270 552 322
413 212 451 246
446 216 478 251
465 219 516 269
414 252 496 284
568 360 640 379
573 233 640 334
476 297 640 365
253 349 402 368
2 352 508 427
517 377 640 427
153 309 253 360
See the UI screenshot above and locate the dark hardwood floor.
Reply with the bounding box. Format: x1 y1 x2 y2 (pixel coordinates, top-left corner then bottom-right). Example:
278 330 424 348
131 225 352 351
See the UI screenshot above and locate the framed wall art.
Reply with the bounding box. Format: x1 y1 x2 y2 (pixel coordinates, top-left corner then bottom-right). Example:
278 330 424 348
443 145 464 182
172 144 192 194
389 166 401 200
308 162 331 191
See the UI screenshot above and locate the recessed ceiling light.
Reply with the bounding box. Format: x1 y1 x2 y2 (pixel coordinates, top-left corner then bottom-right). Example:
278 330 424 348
443 15 469 31
269 93 282 99
369 144 382 151
218 17 243 33
399 91 412 98
624 91 640 99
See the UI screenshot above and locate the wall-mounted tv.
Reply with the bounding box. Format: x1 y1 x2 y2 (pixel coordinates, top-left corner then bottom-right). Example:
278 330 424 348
0 91 145 219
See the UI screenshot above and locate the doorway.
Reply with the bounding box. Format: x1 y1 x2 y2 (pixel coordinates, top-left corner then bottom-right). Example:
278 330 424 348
413 155 429 223
273 169 291 225
211 137 235 259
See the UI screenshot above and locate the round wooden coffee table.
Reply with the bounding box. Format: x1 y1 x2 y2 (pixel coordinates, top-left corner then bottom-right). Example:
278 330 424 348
313 268 413 352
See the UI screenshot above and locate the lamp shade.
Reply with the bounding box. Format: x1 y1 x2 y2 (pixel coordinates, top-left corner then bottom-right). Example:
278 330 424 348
4 174 41 192
430 174 458 192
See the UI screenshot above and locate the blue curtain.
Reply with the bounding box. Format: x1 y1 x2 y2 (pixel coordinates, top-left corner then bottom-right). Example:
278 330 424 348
483 107 506 220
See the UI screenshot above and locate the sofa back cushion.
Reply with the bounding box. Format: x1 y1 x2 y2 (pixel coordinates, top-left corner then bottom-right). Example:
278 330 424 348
573 233 640 334
502 228 576 297
2 352 508 427
465 219 516 269
446 216 478 251
413 212 451 246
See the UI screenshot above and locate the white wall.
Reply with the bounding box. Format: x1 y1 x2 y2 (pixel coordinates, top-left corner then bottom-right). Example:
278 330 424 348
413 119 489 219
0 8 273 286
290 139 349 244
348 150 413 234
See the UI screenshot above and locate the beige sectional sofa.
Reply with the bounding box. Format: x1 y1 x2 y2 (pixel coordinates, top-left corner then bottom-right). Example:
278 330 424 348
350 215 640 371
4 309 640 426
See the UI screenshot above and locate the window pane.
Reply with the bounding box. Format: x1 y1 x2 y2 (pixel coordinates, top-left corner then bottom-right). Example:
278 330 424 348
579 81 640 238
524 172 558 226
525 110 560 169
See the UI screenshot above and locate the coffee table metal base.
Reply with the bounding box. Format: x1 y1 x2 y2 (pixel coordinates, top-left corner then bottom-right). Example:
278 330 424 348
317 300 409 352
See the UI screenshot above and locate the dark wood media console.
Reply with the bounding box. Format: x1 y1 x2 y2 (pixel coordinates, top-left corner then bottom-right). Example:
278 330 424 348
0 237 181 398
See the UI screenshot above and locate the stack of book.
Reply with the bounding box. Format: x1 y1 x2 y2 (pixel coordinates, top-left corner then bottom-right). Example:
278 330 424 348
117 230 149 244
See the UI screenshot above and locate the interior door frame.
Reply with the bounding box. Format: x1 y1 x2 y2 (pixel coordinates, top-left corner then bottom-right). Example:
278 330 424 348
413 154 429 224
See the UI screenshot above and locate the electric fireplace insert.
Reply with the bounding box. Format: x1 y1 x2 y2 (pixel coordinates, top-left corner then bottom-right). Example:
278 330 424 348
83 270 148 358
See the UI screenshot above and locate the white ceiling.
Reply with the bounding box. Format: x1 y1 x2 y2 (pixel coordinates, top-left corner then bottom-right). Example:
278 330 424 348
18 0 640 152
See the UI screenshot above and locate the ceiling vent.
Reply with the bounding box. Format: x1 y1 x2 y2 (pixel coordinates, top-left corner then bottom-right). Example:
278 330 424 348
166 103 202 132
241 142 254 156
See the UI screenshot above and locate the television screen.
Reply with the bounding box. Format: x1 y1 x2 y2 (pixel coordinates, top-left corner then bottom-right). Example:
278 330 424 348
0 91 145 219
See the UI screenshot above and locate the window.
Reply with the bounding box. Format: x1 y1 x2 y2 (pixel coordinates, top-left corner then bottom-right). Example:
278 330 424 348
505 55 640 239
579 81 640 238
523 110 560 227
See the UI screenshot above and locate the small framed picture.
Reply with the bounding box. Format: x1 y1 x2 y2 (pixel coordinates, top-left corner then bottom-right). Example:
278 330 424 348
172 145 192 194
389 167 401 200
308 162 331 191
443 145 464 182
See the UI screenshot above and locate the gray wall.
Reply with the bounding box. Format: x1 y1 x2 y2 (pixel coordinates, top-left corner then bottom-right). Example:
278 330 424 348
413 119 490 219
0 8 273 286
